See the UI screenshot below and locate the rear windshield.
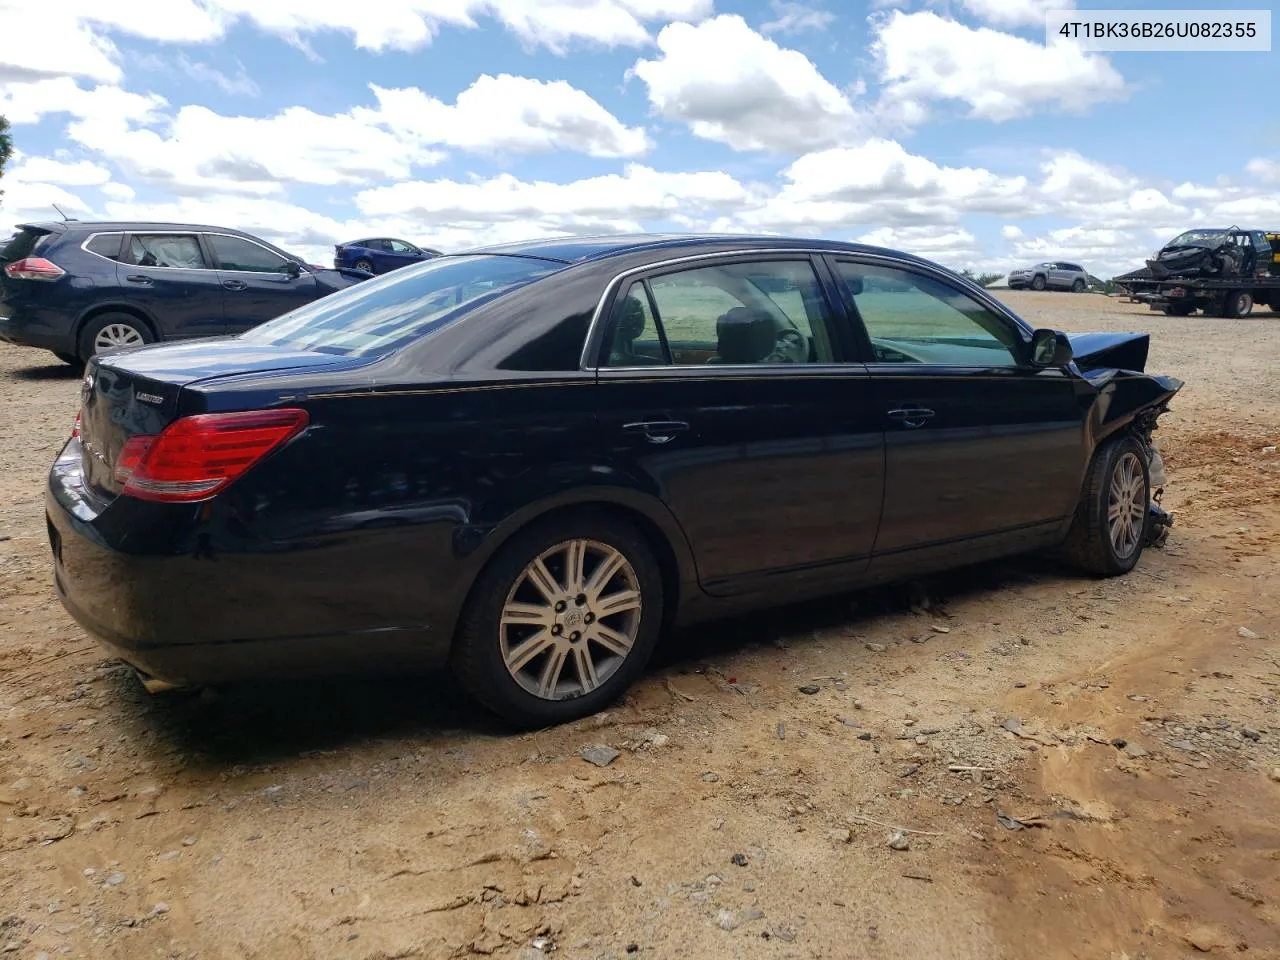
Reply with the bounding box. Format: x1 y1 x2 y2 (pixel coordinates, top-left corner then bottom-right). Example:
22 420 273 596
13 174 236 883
239 254 563 357
0 228 51 264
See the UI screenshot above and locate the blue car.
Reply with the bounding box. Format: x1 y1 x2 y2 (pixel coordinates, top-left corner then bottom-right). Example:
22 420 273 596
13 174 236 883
334 237 441 275
0 221 369 363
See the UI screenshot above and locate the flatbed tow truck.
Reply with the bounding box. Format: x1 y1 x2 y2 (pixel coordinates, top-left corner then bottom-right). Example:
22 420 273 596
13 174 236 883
1115 229 1280 317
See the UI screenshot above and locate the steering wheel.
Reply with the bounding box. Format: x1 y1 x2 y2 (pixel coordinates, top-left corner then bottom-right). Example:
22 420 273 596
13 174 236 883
766 329 808 363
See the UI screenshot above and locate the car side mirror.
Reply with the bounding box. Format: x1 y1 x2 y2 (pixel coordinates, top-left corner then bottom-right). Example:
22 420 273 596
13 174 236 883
1030 328 1073 367
284 261 302 278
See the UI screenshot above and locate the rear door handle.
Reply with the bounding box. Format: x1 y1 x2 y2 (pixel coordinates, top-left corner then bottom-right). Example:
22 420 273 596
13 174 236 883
623 420 690 444
124 275 153 285
222 279 247 291
887 407 935 428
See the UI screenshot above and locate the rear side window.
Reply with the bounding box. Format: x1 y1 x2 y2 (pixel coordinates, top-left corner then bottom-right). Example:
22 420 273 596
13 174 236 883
1 228 51 264
209 234 290 273
126 234 207 269
84 233 124 261
239 254 562 357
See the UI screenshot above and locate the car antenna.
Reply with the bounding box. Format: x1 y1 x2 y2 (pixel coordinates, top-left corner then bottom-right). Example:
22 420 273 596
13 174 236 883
51 203 77 222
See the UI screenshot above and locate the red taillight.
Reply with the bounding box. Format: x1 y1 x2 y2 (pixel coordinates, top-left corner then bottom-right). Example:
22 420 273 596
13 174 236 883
4 257 66 280
120 409 309 503
71 411 82 439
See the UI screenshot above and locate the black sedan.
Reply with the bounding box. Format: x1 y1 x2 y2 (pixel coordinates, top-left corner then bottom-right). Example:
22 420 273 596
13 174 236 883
47 234 1182 727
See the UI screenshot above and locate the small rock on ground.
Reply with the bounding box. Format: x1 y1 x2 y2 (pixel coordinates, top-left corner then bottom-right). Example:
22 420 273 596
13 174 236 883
582 745 620 767
887 829 910 851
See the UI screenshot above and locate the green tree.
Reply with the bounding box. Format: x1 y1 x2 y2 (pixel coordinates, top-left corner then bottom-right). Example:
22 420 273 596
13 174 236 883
0 114 11 203
957 267 1004 289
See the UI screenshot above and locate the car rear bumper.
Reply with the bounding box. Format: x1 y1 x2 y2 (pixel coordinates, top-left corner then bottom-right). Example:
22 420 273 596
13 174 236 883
0 307 75 351
46 441 453 686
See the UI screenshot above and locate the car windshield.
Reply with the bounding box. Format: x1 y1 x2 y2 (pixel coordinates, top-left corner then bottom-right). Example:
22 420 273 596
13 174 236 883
1167 230 1227 247
239 254 562 357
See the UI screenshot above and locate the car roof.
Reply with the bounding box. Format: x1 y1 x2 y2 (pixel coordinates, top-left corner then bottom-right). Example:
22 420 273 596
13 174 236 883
459 232 937 267
19 220 262 234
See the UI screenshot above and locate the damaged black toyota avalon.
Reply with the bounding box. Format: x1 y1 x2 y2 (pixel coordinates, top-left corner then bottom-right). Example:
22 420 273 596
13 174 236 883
46 234 1182 727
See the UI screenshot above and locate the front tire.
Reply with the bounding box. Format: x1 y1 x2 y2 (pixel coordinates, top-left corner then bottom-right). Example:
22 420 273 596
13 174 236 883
1071 278 1086 293
451 514 664 728
1061 435 1151 576
1031 275 1047 291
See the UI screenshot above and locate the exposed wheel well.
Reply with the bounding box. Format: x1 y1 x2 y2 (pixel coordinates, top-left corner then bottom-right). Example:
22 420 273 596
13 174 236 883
455 501 684 646
76 305 158 342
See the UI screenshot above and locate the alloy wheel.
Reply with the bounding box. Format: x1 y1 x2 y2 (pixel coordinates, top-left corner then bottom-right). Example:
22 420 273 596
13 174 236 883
93 323 145 353
1106 452 1146 559
499 539 642 701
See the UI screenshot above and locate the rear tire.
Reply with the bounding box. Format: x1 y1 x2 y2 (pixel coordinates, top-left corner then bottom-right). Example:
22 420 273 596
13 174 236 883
1225 290 1253 318
1061 434 1151 576
77 313 153 362
451 513 665 729
354 258 375 274
1031 275 1047 291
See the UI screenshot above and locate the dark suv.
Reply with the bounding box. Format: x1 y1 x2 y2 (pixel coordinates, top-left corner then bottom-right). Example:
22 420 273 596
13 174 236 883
0 221 368 363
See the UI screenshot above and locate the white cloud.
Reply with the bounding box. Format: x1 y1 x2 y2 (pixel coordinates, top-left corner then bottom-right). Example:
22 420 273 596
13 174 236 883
356 165 752 226
3 74 647 198
175 55 260 96
630 15 858 152
0 182 94 224
1001 224 1023 240
100 182 136 201
0 77 166 127
762 1 836 34
9 157 112 186
732 139 1032 232
1246 158 1280 184
68 102 440 196
0 0 714 81
856 225 982 262
367 74 649 158
1007 226 1152 277
0 6 121 83
958 0 1071 29
873 11 1127 123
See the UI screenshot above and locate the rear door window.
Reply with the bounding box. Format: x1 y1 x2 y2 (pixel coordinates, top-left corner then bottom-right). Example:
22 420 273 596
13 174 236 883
126 234 208 269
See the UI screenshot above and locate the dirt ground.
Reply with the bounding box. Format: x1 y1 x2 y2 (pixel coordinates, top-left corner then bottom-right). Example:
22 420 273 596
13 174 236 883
1 291 1278 960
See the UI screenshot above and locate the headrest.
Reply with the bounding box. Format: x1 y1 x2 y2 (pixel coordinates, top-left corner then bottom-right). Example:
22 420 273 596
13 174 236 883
616 295 646 341
716 307 776 364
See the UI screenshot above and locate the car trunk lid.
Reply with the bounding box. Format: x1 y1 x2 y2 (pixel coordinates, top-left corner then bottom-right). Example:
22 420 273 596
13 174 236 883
77 340 358 500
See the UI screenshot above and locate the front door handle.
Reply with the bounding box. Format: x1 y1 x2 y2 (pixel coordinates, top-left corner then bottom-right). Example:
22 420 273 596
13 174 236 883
887 407 935 428
623 420 690 444
222 279 248 291
124 274 153 285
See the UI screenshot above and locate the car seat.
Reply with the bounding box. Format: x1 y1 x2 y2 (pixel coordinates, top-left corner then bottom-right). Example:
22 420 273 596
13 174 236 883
709 307 777 364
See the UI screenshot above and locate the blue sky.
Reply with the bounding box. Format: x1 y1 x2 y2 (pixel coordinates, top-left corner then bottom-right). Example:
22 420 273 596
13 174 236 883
1 0 1277 276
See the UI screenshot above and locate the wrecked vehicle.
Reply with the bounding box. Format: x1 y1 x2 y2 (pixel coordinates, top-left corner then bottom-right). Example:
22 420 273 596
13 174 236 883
1121 227 1280 316
46 233 1182 727
1146 226 1273 280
